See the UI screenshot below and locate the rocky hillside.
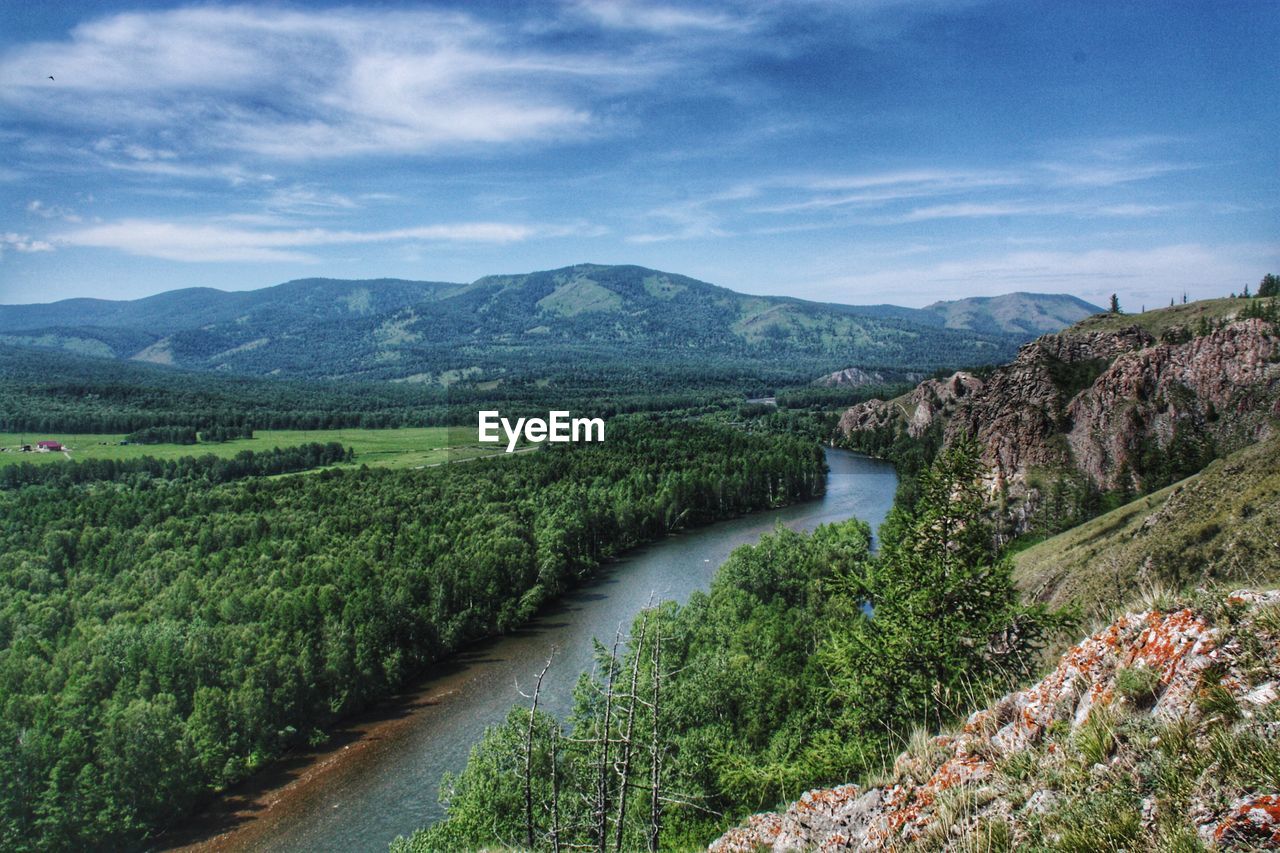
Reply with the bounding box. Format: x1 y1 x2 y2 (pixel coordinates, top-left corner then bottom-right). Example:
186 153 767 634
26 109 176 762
837 371 984 438
838 299 1280 519
711 589 1280 851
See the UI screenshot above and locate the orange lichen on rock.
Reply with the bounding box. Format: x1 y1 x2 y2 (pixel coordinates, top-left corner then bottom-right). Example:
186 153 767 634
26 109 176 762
1213 795 1280 846
708 592 1280 852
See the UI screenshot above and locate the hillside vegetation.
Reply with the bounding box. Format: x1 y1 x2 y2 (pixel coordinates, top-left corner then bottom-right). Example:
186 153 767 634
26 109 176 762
713 588 1280 851
0 265 1089 382
1014 432 1280 622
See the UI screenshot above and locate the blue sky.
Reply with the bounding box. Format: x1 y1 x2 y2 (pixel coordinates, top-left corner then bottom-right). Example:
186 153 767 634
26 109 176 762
0 0 1276 308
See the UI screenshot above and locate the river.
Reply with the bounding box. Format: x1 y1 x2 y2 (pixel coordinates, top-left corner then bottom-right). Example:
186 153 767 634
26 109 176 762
170 448 896 852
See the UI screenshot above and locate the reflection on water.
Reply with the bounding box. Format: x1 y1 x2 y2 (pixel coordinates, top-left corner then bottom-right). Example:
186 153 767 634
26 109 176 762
233 450 896 852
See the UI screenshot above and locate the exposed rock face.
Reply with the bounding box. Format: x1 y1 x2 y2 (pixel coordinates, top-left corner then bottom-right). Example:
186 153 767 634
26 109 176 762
710 590 1280 852
942 327 1155 491
837 372 983 441
1066 319 1280 489
817 367 889 388
838 313 1280 501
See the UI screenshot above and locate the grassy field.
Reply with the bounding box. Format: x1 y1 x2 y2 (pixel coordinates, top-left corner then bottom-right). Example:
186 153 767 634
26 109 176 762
1070 296 1256 337
0 427 504 470
1014 431 1280 623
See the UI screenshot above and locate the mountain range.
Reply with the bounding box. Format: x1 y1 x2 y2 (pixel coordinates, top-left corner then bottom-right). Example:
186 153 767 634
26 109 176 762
0 264 1101 383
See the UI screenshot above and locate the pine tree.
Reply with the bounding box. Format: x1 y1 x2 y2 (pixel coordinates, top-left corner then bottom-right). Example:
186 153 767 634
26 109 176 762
821 440 1064 735
1109 293 1121 314
1260 273 1280 298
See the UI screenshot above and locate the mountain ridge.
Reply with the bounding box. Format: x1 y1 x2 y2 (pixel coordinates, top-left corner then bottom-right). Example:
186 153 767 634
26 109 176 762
923 291 1104 336
0 265 1098 382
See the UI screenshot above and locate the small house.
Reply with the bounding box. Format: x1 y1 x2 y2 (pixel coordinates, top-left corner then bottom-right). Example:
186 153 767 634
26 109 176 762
37 440 64 452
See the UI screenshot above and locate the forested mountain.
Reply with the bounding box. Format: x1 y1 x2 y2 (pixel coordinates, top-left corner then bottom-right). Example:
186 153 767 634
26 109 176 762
0 342 782 433
923 292 1103 337
0 278 463 338
0 265 1089 382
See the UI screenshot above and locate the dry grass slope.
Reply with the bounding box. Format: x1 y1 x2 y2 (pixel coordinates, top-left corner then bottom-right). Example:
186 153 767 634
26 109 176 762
1014 432 1280 623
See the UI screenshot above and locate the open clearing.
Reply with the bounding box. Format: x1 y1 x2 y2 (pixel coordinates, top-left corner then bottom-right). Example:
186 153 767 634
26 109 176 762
0 427 501 470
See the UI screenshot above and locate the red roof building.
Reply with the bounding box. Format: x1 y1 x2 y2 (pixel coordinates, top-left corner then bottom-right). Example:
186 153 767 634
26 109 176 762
37 440 63 451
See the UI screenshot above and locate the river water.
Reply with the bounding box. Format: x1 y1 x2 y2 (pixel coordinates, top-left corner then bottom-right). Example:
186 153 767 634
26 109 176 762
191 449 897 852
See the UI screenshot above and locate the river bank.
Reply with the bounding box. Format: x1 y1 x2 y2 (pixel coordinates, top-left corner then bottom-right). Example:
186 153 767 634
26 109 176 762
159 449 897 852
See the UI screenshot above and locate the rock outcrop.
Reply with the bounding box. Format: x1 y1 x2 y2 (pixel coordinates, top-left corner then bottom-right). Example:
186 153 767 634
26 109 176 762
710 590 1280 851
817 368 890 388
1065 319 1280 489
838 306 1280 504
837 371 983 441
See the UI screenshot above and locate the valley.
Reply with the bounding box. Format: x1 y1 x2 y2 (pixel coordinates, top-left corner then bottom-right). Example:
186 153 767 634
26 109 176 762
3 4 1274 850
3 279 1279 853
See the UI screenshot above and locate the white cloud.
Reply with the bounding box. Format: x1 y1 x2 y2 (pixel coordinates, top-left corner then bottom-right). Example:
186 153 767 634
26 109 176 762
0 6 642 160
571 0 749 33
883 200 1177 224
263 186 361 214
56 218 581 262
627 199 732 243
749 169 1024 213
1040 161 1196 188
26 200 81 222
1 232 54 255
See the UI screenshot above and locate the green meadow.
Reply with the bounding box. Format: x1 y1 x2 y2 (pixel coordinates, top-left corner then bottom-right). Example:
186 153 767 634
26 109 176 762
0 427 500 470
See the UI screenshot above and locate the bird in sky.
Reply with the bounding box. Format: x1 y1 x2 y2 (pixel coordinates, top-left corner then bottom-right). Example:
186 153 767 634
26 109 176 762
47 76 54 81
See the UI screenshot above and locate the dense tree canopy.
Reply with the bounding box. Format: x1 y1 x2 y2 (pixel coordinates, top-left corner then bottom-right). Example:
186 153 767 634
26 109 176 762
399 443 1067 851
0 420 824 850
0 442 351 491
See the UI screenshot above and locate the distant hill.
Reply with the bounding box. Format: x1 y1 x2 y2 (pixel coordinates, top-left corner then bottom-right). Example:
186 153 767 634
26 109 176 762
0 265 1092 382
0 278 464 335
923 292 1103 337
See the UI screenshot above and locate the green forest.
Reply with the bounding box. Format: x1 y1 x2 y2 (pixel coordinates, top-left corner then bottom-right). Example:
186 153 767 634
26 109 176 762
0 442 352 490
0 343 807 434
0 420 824 850
395 443 1069 851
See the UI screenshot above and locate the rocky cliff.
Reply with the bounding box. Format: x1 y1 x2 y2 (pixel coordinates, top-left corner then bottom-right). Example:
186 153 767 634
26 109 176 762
711 589 1280 851
837 300 1280 506
837 372 983 440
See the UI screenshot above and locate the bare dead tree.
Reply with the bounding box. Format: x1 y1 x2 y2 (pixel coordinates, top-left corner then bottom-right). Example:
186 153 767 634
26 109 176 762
548 717 561 853
594 629 622 853
524 652 555 850
613 613 649 853
647 611 663 853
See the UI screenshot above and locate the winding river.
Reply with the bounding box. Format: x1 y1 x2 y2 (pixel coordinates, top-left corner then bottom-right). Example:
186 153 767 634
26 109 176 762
172 449 896 852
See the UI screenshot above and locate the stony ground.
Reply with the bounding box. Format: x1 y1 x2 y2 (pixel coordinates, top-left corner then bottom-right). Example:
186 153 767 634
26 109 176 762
711 589 1280 851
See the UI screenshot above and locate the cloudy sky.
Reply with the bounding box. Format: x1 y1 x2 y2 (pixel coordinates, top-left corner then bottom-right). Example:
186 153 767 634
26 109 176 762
1 0 1276 307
